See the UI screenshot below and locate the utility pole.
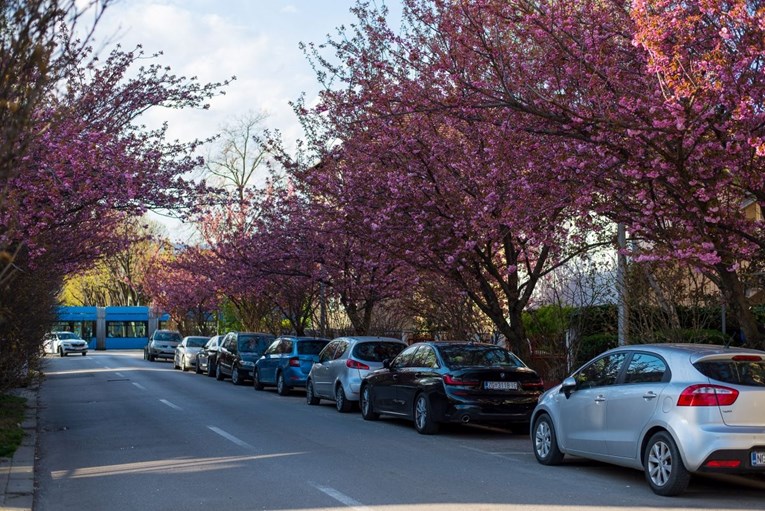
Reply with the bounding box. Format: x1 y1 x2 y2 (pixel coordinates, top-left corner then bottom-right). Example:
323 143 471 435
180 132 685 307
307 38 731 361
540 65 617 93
617 223 629 346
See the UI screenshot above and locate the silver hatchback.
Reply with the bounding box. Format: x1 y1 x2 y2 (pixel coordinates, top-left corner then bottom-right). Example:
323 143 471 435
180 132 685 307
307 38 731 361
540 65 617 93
306 336 407 412
531 343 765 496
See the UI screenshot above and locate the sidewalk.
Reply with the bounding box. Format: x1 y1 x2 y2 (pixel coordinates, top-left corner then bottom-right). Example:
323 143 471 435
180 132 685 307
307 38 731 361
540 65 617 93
0 385 37 511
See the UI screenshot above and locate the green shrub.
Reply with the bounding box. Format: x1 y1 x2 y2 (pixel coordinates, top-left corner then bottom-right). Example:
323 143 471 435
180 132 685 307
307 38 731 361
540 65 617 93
0 394 26 458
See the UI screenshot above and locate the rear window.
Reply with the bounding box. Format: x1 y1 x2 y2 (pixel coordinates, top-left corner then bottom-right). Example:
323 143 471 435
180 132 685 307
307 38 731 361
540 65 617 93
439 345 524 369
239 335 274 353
695 358 765 387
297 340 330 355
352 342 406 362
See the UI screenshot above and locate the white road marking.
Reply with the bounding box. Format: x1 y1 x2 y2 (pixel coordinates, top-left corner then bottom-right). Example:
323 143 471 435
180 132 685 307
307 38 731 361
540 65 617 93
208 426 256 450
309 482 371 510
160 399 181 410
115 372 124 377
131 382 147 391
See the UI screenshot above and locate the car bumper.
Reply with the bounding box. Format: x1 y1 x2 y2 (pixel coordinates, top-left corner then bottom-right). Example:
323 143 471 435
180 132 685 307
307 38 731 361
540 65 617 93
672 423 765 472
62 347 88 354
150 351 175 360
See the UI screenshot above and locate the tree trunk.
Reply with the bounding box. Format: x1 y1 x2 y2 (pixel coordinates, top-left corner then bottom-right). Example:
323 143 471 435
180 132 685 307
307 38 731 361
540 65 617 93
716 264 764 350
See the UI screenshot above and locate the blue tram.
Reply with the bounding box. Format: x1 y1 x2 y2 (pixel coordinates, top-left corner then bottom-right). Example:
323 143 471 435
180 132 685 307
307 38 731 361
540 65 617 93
54 306 170 350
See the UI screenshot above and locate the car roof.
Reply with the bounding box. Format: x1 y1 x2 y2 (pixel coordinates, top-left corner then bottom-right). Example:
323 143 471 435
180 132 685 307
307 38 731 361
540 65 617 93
336 336 405 343
601 343 765 361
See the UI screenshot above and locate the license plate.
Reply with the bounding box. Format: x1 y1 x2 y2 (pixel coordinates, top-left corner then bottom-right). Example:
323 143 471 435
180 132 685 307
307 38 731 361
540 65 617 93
752 451 765 466
484 381 518 390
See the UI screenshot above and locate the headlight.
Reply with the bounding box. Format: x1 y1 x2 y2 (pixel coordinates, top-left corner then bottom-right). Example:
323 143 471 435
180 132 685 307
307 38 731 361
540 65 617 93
240 360 255 367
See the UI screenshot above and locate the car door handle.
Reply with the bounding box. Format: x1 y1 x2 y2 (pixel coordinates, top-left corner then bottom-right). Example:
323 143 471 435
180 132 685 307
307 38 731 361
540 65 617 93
392 374 398 381
594 395 606 403
643 391 658 400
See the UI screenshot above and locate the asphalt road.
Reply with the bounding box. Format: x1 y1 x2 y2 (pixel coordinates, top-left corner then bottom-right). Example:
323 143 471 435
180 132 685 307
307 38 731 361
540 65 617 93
35 351 765 511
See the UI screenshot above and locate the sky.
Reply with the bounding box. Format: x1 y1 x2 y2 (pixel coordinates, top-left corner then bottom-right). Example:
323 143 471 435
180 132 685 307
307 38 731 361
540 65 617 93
87 0 402 240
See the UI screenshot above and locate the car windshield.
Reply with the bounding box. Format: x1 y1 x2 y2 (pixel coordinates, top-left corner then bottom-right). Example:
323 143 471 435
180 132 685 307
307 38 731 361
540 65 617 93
186 337 208 348
57 332 79 340
297 340 329 355
238 335 273 353
694 358 765 387
439 345 524 369
353 342 405 362
155 332 181 342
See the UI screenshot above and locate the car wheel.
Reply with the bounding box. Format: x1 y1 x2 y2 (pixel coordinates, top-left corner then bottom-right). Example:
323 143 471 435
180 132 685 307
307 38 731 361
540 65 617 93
335 385 352 413
414 393 439 435
360 385 379 421
173 357 180 370
231 366 242 385
59 347 66 357
215 363 224 381
533 414 564 465
148 353 155 362
306 380 320 405
195 359 202 374
253 369 264 391
276 372 290 396
207 361 216 377
82 352 87 356
644 431 691 496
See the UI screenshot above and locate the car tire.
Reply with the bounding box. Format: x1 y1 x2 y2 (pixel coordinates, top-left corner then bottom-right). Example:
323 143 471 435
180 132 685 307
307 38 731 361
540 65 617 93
533 414 565 465
276 372 290 396
253 369 264 390
59 347 66 357
174 357 180 370
644 431 691 496
306 380 320 405
82 352 87 356
360 385 379 421
148 353 155 362
215 363 224 381
231 366 243 385
414 393 439 435
207 361 216 378
335 385 352 413
195 359 202 374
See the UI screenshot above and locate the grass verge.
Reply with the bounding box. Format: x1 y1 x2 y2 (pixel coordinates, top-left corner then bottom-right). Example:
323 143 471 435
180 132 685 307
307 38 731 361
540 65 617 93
0 394 26 458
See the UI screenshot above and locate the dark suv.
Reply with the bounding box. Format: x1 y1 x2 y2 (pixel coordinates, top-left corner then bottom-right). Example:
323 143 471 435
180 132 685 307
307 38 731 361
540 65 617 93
216 332 275 385
144 329 182 362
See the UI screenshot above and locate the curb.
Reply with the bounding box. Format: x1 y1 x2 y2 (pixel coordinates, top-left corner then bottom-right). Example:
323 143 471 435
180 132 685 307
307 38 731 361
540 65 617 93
0 385 37 511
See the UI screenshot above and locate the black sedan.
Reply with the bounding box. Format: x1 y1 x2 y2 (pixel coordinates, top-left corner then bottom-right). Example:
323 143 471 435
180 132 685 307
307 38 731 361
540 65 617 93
360 341 544 434
196 335 223 377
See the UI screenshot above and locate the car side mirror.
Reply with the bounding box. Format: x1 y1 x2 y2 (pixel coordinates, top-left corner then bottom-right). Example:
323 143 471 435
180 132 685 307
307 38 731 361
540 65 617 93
561 376 577 399
383 359 391 369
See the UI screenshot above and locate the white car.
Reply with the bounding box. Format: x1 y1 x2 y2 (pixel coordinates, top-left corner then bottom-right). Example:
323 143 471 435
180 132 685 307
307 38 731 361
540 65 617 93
43 331 89 357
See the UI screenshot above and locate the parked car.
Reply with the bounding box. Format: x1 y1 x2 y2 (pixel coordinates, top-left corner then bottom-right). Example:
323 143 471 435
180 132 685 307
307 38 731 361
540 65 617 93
196 334 223 376
43 331 88 357
173 336 209 371
307 336 407 412
360 341 543 434
254 336 330 395
216 332 275 385
530 343 765 496
143 329 182 362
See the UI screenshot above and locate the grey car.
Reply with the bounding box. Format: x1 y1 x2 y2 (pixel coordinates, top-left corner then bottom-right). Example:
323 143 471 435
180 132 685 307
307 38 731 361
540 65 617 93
173 336 209 371
530 343 765 496
306 336 407 412
144 329 182 362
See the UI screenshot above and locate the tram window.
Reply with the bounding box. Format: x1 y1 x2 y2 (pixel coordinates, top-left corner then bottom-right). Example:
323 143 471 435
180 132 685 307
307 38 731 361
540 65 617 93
52 321 95 339
106 321 148 338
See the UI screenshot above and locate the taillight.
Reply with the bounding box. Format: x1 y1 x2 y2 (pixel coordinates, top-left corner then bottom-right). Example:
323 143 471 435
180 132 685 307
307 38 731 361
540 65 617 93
732 355 762 361
288 357 300 367
705 460 741 468
346 359 370 370
522 380 544 391
443 374 479 387
677 384 739 406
